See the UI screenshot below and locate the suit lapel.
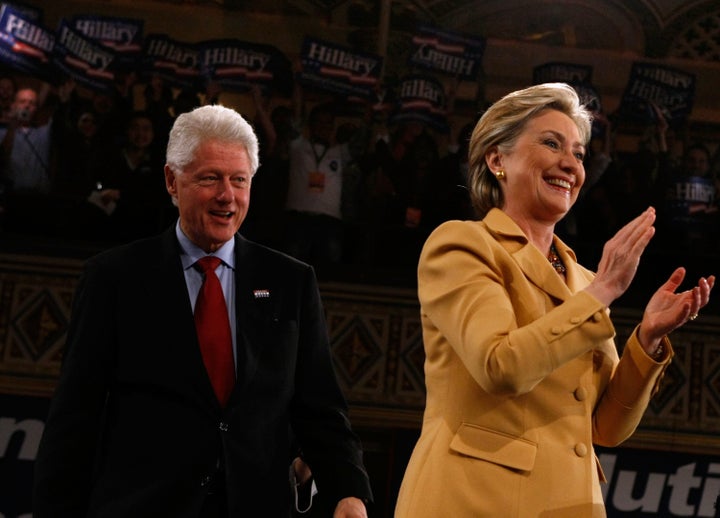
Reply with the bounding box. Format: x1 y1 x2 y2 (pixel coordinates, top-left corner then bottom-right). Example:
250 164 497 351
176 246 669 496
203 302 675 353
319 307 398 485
229 235 266 398
484 209 572 302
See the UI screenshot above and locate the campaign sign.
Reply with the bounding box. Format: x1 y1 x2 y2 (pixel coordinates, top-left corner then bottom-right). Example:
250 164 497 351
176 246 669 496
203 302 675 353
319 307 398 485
533 61 593 85
409 24 485 80
0 394 51 518
53 19 118 93
200 38 290 93
298 36 382 100
71 14 143 70
142 33 201 90
532 62 601 113
0 3 54 79
618 62 696 124
666 175 716 225
598 445 720 517
390 74 449 133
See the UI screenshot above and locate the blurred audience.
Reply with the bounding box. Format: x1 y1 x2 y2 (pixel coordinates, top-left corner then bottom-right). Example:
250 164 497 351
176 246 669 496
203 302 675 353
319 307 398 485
0 70 717 275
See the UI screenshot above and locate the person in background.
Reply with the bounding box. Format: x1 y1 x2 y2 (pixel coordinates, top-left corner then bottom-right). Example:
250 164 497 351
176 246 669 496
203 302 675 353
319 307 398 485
283 82 370 271
33 103 372 518
240 85 293 251
0 83 62 236
395 83 714 517
0 86 54 194
95 110 171 242
657 140 719 254
283 100 346 268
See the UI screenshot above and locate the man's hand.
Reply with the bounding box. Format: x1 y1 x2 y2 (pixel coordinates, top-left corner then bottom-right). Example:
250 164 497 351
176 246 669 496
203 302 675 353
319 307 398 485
333 496 368 518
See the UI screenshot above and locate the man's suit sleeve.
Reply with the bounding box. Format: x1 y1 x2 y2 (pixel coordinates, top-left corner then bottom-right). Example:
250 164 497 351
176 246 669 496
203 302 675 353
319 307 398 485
33 258 115 516
289 266 373 506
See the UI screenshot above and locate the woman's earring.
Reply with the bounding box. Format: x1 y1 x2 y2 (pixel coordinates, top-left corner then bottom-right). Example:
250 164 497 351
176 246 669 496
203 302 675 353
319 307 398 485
495 170 505 179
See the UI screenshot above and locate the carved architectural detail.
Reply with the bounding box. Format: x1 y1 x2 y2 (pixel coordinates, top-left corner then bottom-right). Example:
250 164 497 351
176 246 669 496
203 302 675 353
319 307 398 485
1 253 720 452
668 9 720 62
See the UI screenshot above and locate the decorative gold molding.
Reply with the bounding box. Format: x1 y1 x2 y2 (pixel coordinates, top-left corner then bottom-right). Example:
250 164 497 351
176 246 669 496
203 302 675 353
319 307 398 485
2 251 720 455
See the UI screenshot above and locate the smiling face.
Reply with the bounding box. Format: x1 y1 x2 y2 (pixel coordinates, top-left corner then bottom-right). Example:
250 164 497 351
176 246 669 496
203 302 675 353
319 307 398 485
165 139 252 253
486 109 586 229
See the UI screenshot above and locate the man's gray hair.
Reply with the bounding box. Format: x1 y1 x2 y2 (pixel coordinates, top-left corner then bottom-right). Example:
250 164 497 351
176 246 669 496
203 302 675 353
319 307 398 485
166 104 260 175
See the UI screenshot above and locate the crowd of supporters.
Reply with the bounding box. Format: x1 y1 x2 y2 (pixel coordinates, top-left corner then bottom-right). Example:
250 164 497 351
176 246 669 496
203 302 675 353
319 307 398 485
0 69 718 282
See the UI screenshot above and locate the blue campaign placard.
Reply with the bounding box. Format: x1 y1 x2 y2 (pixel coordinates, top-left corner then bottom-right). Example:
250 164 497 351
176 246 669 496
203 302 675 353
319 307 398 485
142 33 201 90
52 19 118 92
298 36 383 100
409 24 485 80
0 4 54 79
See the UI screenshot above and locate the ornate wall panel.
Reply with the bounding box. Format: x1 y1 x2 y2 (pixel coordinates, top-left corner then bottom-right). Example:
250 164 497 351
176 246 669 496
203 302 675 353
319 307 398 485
0 254 81 397
1 251 719 453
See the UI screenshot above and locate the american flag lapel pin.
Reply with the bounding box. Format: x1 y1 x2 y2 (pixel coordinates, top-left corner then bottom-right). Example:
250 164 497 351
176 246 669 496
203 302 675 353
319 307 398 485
253 289 270 299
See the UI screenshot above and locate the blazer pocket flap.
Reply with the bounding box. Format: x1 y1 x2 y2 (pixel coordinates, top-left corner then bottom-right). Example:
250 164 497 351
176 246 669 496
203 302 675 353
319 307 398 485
449 423 537 472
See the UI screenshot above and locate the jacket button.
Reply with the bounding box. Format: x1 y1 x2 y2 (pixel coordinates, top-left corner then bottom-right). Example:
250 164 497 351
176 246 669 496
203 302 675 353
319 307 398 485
574 443 588 457
574 386 587 401
551 326 562 335
570 317 581 324
219 422 229 432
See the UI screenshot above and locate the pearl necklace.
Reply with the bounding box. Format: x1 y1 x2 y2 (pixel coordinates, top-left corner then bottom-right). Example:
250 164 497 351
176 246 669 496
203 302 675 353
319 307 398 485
548 243 566 275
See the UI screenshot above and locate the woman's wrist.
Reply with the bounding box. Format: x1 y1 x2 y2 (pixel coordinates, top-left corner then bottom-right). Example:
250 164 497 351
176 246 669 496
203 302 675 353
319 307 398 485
638 325 664 359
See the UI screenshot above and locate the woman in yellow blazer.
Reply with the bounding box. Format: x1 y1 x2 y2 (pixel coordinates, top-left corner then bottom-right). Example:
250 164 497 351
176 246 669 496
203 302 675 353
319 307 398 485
394 83 715 518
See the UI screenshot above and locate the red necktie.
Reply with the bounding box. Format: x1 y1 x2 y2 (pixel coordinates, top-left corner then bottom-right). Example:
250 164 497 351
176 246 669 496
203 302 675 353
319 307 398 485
194 256 235 406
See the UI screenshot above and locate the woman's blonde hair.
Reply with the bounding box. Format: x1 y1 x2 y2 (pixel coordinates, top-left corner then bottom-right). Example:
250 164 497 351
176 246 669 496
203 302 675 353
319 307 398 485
467 83 592 218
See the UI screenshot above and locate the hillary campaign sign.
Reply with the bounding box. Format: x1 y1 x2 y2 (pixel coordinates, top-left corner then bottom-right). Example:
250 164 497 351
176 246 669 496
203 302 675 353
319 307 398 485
390 74 448 132
618 62 696 124
298 36 383 100
532 62 602 113
533 61 593 85
409 25 485 80
71 14 143 70
142 33 201 89
200 38 290 94
0 3 54 79
52 19 119 93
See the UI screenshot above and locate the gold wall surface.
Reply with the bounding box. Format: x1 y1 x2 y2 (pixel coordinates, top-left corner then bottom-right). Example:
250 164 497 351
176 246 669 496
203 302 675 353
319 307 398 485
2 250 720 455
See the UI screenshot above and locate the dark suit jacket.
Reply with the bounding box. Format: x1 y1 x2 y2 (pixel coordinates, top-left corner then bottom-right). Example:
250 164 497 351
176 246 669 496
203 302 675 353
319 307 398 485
33 226 372 517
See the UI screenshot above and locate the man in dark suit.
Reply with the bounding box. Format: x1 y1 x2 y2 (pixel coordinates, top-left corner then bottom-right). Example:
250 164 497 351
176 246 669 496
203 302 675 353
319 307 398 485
33 104 372 517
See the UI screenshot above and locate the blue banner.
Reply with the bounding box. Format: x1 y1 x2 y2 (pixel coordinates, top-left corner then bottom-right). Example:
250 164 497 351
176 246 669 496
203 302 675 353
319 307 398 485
532 62 601 113
666 175 716 226
618 62 696 124
71 14 143 70
598 445 720 516
142 33 201 90
533 61 593 85
200 38 290 93
409 25 485 80
52 19 118 93
298 36 382 100
0 394 51 518
390 74 448 133
0 4 54 79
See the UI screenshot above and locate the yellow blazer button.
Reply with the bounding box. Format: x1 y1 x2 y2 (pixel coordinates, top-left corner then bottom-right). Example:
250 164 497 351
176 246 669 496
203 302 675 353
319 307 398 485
574 387 588 401
551 326 562 335
574 443 588 457
570 317 581 324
